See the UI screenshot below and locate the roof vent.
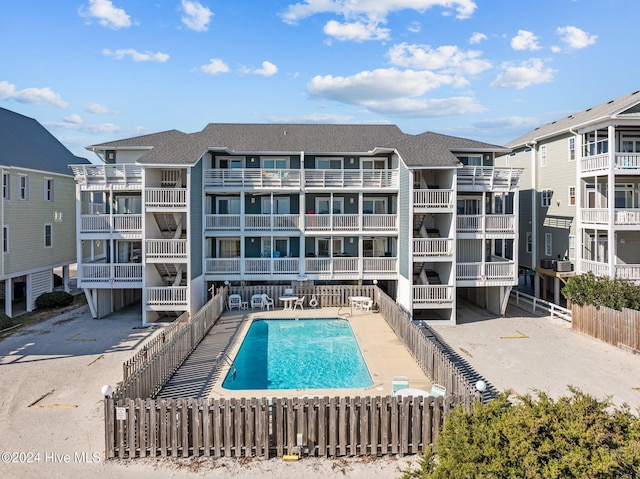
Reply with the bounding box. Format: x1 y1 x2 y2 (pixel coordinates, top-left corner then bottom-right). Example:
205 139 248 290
586 108 592 112
633 90 640 95
568 115 574 119
607 100 614 104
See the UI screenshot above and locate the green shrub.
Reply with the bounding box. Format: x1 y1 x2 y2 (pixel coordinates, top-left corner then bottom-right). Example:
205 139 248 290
562 272 640 311
401 389 640 479
0 312 16 330
35 291 74 309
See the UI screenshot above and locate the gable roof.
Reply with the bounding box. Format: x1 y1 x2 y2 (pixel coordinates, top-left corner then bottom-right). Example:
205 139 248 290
507 89 640 148
0 107 88 175
89 123 509 168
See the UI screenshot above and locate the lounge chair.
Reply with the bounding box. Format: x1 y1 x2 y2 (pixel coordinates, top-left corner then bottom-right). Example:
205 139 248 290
261 294 274 311
392 376 409 395
251 294 263 310
228 294 242 310
293 296 305 310
429 384 446 398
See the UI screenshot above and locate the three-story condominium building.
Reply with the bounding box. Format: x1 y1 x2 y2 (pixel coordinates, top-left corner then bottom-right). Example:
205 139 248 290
73 124 521 324
0 107 87 316
498 90 640 305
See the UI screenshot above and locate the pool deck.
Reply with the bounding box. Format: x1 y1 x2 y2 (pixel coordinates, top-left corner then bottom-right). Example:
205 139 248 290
159 305 431 400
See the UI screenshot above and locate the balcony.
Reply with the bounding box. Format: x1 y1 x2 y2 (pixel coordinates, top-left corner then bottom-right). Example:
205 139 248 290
580 153 640 176
457 214 516 236
581 260 640 280
146 239 187 261
413 238 453 258
457 167 522 192
204 256 397 278
580 208 640 228
456 260 516 284
146 287 188 309
304 169 398 189
70 164 143 190
245 214 300 231
204 169 301 189
412 285 454 308
413 189 454 211
79 263 143 286
305 214 397 232
80 214 142 234
145 188 187 208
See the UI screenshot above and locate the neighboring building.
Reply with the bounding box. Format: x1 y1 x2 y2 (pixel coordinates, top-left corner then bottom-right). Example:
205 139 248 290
498 90 640 304
73 124 521 324
0 107 87 316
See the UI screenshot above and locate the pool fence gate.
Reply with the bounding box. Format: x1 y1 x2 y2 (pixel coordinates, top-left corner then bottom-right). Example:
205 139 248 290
104 285 484 459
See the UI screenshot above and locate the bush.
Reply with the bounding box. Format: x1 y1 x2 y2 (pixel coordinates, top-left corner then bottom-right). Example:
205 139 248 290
35 291 74 309
401 389 640 479
562 272 640 311
0 312 16 330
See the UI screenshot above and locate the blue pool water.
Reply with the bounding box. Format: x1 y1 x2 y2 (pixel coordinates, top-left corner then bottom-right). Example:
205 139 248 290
222 319 373 390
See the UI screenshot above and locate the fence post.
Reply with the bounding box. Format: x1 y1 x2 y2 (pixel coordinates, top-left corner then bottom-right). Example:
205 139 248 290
104 396 115 459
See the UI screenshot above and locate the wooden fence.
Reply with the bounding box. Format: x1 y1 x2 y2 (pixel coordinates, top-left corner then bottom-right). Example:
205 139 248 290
104 394 456 459
114 288 227 400
572 304 640 353
105 284 483 459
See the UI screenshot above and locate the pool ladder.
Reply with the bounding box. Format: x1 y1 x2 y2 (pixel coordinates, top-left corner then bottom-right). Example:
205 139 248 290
215 352 233 367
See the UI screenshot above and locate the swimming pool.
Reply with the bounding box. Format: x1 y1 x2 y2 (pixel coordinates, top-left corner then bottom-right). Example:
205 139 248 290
222 318 373 390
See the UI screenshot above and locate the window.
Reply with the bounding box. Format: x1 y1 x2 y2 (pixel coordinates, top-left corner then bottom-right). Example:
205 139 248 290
544 233 552 257
262 197 290 214
18 175 29 200
316 158 343 169
262 157 288 169
363 198 387 214
316 197 343 214
363 237 387 257
2 226 7 253
457 155 483 166
262 237 289 257
217 197 240 214
568 186 576 206
568 235 575 260
526 232 532 253
218 239 240 258
568 137 575 161
2 173 9 200
316 237 343 257
44 178 54 201
217 157 244 169
540 145 547 167
541 190 553 207
362 158 386 169
44 224 52 248
614 184 635 208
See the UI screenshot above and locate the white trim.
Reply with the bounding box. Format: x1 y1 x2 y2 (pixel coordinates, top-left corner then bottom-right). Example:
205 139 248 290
44 223 53 248
18 174 29 200
2 225 8 253
544 233 552 257
568 185 575 206
44 177 54 202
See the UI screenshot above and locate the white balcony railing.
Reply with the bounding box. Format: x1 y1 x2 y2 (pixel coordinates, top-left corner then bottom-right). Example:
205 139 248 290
457 167 522 191
146 239 187 259
457 215 482 232
80 263 143 282
581 208 640 226
363 214 397 230
580 260 640 280
204 256 397 275
412 285 454 304
413 189 454 209
615 209 640 225
205 214 241 230
81 214 142 233
616 264 640 280
363 257 397 273
413 238 453 257
456 214 515 234
456 261 515 281
146 287 188 306
580 153 640 174
70 164 143 188
145 188 187 208
304 169 398 189
581 260 610 277
204 169 302 188
581 209 609 224
306 215 331 230
486 215 516 232
205 258 240 274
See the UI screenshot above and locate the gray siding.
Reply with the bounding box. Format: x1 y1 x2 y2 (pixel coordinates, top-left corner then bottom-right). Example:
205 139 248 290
398 162 410 279
190 162 203 279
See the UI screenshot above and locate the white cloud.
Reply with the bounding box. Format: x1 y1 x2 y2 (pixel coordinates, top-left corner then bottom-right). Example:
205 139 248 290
511 30 541 51
181 0 213 32
102 48 170 62
0 81 68 108
85 102 117 114
79 0 132 29
554 26 597 50
281 0 478 24
491 58 554 90
240 61 279 77
64 114 83 124
469 32 486 44
387 43 491 75
199 58 230 75
365 96 486 117
407 21 421 33
266 113 355 123
323 20 390 42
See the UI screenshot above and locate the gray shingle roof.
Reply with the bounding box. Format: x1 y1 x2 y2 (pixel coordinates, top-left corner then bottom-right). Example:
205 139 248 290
507 89 640 148
89 123 509 167
0 107 88 175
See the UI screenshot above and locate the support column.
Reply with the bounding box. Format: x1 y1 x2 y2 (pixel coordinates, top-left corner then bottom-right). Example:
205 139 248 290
4 280 12 318
63 265 70 293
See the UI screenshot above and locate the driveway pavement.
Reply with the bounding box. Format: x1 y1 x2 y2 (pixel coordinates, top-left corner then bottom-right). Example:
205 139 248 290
431 301 640 409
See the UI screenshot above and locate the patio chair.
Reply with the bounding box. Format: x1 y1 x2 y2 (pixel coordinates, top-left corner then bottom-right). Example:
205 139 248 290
392 376 409 395
261 294 274 311
429 384 446 398
228 294 242 310
361 299 373 311
293 296 305 310
251 294 263 310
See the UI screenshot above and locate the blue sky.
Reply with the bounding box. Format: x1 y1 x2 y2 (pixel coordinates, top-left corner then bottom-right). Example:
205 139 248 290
1 0 637 160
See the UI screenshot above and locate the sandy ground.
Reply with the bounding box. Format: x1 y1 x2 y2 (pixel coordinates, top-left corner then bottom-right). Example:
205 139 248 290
0 304 418 479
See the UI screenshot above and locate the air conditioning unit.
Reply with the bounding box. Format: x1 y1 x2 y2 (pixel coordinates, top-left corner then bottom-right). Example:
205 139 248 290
540 259 554 269
554 260 573 272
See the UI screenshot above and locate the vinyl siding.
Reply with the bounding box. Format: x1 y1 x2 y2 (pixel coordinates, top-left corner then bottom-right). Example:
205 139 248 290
190 162 203 279
398 162 410 280
1 171 76 276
